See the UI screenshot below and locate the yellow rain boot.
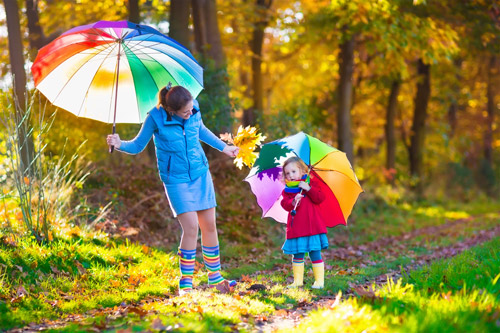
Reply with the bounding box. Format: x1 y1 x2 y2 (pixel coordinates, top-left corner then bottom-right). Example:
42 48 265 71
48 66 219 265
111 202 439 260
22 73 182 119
311 262 324 289
287 263 304 288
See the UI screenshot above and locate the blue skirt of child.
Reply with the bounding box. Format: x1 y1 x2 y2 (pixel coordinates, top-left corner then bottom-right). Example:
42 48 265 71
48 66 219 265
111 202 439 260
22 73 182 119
282 233 329 254
163 170 217 217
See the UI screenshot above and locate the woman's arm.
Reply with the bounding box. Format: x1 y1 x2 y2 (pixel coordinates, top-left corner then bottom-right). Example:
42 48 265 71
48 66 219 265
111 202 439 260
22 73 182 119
108 114 156 155
198 117 227 152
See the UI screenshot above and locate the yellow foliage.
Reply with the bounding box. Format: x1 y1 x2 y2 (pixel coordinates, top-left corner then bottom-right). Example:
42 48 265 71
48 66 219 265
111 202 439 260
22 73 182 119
221 126 266 169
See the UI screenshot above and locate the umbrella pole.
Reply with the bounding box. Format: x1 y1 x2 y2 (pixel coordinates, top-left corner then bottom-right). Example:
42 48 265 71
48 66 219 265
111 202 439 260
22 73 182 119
109 40 122 153
290 166 312 224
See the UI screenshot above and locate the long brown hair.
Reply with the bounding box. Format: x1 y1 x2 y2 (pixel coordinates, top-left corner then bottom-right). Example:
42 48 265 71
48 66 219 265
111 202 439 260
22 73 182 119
157 84 193 112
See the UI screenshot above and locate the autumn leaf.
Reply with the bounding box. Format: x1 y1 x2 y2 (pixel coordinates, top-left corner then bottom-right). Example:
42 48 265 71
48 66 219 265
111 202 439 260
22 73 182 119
74 261 87 275
219 132 234 144
353 286 376 298
151 318 168 331
241 274 252 283
128 274 146 286
441 291 452 301
231 126 266 169
109 279 121 287
215 280 233 294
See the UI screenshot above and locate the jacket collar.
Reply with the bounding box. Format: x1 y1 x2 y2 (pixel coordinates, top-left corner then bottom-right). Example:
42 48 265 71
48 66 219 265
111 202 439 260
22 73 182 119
159 105 199 126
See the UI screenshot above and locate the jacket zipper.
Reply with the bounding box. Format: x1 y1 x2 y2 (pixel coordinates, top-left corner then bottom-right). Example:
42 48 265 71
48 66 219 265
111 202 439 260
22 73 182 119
182 125 191 181
166 156 171 181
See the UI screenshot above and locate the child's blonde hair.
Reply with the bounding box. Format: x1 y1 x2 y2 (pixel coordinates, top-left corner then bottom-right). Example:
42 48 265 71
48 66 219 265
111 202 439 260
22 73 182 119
282 157 308 180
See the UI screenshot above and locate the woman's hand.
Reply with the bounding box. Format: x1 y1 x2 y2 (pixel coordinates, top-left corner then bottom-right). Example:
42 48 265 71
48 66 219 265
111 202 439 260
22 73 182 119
298 181 311 191
223 145 239 157
106 134 122 149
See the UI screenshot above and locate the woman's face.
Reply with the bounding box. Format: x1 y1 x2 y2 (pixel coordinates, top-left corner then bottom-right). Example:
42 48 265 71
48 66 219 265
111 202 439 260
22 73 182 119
174 100 194 120
284 162 303 181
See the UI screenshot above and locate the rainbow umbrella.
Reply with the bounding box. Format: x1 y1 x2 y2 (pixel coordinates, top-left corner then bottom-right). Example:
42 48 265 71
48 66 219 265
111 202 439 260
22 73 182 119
245 132 363 225
31 20 203 126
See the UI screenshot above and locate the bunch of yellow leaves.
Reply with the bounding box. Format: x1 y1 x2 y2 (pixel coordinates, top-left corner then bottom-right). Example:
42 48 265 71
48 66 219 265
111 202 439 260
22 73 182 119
220 126 266 169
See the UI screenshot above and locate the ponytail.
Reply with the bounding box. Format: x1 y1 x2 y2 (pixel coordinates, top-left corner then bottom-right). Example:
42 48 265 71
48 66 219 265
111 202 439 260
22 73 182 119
157 83 193 121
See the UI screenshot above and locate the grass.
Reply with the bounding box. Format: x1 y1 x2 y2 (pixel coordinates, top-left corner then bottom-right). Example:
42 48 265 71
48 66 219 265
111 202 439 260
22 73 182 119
282 237 500 333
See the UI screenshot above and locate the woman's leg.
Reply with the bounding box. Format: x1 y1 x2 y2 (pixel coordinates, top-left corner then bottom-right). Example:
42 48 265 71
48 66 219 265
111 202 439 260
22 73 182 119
288 253 305 288
177 212 199 294
309 250 324 289
197 207 218 247
198 208 236 286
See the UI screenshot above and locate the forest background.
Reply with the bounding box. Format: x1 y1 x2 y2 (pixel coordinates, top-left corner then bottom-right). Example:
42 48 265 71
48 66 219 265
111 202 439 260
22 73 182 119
0 0 499 332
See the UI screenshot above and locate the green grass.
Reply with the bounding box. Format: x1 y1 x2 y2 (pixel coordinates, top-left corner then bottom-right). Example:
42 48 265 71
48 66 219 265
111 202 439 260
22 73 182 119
0 234 178 329
282 237 500 332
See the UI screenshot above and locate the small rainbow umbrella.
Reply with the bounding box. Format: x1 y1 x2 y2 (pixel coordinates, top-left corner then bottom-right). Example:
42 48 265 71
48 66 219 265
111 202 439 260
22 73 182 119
31 20 203 127
245 132 363 225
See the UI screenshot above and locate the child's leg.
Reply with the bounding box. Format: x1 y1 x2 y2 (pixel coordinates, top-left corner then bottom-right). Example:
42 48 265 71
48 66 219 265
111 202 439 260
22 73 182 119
309 250 324 289
288 253 305 288
198 208 236 287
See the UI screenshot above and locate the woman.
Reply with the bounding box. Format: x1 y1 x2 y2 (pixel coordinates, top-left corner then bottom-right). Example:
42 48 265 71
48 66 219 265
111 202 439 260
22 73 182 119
107 85 239 295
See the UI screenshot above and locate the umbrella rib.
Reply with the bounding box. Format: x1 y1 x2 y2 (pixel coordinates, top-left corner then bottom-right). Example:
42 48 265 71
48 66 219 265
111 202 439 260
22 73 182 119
80 44 120 119
120 43 159 122
49 44 113 116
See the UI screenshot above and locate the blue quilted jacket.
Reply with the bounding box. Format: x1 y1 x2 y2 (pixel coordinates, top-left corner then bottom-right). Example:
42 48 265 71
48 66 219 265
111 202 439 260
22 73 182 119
118 105 226 184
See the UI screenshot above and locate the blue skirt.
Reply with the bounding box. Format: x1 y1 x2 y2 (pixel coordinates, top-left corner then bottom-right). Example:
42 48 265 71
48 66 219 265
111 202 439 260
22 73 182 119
282 234 329 255
163 170 217 217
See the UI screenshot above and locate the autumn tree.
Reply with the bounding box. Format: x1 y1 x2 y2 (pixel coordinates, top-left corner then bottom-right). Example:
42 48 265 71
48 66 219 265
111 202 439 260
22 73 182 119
3 0 34 175
192 0 232 133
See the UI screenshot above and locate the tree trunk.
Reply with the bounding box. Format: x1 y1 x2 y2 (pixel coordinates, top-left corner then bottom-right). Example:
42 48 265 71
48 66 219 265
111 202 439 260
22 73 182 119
408 59 431 194
25 0 45 58
385 79 400 184
242 0 272 127
169 0 190 48
128 0 140 23
447 59 462 139
337 34 355 164
4 0 34 175
204 0 225 67
484 55 497 165
192 0 232 134
192 0 207 55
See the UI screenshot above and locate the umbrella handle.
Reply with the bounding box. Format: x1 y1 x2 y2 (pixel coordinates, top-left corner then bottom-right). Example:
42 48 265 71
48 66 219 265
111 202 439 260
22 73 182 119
109 124 116 154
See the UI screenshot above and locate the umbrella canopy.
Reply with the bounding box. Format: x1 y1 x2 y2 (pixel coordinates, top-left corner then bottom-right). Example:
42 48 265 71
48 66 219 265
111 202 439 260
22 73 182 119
31 20 203 124
245 132 363 224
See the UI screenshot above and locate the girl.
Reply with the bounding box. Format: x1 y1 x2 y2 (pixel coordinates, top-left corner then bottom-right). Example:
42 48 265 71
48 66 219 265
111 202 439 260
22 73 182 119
107 85 239 295
280 157 328 289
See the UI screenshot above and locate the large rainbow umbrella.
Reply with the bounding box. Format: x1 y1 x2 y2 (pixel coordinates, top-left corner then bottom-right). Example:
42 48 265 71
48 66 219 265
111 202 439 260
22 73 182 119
245 132 363 225
31 20 203 125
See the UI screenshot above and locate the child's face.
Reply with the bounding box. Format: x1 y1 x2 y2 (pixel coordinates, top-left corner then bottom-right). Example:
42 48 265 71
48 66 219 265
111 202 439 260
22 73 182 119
284 162 303 181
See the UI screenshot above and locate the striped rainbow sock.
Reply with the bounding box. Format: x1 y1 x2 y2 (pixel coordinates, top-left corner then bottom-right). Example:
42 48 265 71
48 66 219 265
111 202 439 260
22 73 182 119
178 248 196 291
202 245 236 287
202 245 224 285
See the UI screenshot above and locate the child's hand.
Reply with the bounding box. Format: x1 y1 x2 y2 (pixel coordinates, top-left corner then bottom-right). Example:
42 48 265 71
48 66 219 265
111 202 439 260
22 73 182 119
292 193 304 206
298 181 311 191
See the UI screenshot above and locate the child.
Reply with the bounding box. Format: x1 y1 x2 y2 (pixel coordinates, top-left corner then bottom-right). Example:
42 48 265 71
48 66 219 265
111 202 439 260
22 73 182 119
280 157 328 289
